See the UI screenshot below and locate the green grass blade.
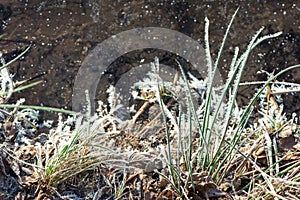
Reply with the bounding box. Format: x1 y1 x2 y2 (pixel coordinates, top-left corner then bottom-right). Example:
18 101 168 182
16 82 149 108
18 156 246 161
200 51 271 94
0 80 43 96
0 45 31 71
0 104 75 115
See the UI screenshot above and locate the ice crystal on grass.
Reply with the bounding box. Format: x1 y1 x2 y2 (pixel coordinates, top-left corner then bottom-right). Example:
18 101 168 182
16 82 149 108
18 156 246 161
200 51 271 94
0 52 13 103
44 114 122 186
131 58 206 115
259 81 300 108
100 85 129 122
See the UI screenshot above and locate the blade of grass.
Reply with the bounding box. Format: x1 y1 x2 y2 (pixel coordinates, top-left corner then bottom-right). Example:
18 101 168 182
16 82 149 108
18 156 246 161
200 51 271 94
0 45 31 71
215 64 300 183
200 8 240 170
0 104 75 115
211 28 284 180
177 61 210 169
0 80 43 96
205 7 239 141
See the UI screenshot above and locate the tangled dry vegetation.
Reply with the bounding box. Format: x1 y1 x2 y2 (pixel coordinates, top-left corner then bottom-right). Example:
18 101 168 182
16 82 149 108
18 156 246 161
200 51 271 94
1 9 300 200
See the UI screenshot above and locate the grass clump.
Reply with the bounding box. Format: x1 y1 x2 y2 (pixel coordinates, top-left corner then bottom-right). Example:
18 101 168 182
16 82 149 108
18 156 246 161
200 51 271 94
146 8 300 199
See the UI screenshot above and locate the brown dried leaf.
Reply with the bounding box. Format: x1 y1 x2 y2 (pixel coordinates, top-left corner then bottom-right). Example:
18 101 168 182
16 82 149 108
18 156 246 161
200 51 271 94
191 172 227 198
279 124 293 137
285 152 300 160
15 146 37 161
293 143 300 151
255 146 265 156
157 187 179 199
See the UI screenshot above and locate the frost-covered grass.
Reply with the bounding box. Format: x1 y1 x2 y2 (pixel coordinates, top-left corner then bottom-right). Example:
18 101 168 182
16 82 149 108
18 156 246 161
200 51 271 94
126 9 300 199
1 8 300 200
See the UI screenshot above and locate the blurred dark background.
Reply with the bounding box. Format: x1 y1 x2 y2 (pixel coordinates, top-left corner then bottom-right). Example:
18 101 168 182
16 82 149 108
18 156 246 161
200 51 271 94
0 1 299 118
